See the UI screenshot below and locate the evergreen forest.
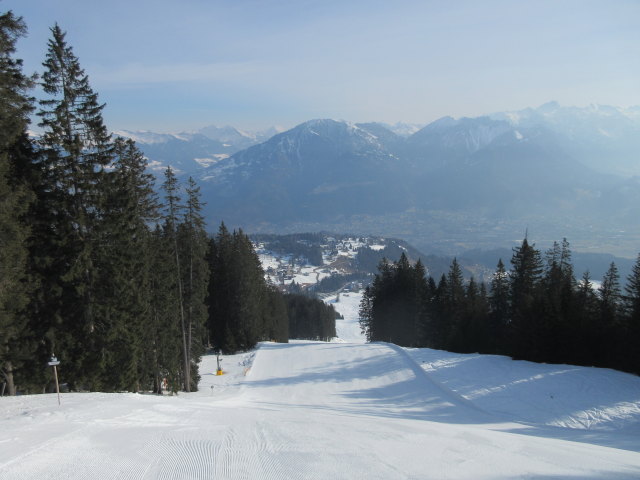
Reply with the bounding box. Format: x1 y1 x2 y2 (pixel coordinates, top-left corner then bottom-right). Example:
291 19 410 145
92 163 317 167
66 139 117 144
360 240 640 375
0 14 335 396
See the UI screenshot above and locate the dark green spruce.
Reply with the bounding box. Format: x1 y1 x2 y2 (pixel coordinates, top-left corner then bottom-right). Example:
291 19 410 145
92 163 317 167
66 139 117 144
0 10 36 396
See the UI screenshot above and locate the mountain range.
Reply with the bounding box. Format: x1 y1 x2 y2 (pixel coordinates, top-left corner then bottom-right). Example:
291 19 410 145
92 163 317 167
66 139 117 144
118 103 640 257
114 125 284 173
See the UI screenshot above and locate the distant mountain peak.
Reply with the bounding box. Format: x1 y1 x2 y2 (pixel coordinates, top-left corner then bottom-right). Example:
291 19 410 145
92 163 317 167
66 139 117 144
426 116 458 129
409 115 512 157
382 122 425 137
198 125 255 143
289 119 381 144
537 100 561 113
114 130 177 145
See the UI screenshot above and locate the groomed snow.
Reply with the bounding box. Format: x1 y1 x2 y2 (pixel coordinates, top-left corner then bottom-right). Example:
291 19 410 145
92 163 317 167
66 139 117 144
325 291 366 343
2 341 640 479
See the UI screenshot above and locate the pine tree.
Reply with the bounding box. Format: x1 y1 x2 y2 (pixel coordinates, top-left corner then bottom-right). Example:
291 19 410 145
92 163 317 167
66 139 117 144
233 230 268 350
540 239 575 363
262 286 289 343
509 237 543 360
358 285 374 342
488 259 509 352
599 262 621 368
148 226 183 393
0 10 36 395
430 273 449 349
462 277 490 353
575 270 599 365
160 166 190 391
208 224 271 353
358 255 429 347
208 223 235 352
414 259 432 347
286 294 336 341
444 258 466 351
623 255 640 324
599 262 620 326
93 138 158 390
368 258 393 343
622 255 640 373
177 177 209 391
0 11 34 148
392 252 421 346
35 24 114 388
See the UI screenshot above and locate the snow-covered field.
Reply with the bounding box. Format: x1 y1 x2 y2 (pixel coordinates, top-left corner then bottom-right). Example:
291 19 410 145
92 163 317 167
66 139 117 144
2 340 640 479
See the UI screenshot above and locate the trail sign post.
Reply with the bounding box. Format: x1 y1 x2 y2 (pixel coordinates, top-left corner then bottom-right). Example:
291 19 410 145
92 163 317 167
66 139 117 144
216 353 223 375
48 355 61 406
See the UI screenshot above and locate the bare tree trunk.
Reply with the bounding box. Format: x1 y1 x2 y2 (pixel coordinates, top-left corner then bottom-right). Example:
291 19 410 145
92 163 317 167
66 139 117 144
173 235 190 392
2 360 16 396
187 242 194 384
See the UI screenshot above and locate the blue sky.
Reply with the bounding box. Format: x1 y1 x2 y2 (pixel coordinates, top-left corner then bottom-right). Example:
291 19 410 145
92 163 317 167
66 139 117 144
4 0 639 132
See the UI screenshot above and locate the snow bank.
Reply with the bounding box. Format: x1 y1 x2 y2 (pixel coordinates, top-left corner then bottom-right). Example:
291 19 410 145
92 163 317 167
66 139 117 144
408 347 640 433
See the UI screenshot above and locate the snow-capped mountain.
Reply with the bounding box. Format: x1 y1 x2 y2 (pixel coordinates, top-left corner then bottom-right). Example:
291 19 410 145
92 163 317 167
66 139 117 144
404 116 515 170
115 125 282 174
113 130 178 145
488 102 640 176
197 125 255 145
190 104 640 256
127 104 639 256
114 131 233 174
381 121 425 137
199 119 412 223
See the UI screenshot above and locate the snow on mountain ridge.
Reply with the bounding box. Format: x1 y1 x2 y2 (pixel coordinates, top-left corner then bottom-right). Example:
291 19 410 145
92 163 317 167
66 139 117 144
490 102 640 128
114 130 179 145
411 116 513 154
383 121 425 137
198 124 256 143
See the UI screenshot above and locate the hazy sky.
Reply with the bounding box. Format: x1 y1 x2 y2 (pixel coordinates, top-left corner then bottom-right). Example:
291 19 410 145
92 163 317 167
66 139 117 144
4 0 639 132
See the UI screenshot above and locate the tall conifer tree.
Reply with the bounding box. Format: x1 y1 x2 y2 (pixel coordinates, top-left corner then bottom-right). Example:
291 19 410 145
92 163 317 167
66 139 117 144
36 24 114 388
178 177 209 390
160 166 191 391
622 256 640 372
488 259 509 351
443 258 465 350
148 225 183 393
575 270 599 364
94 138 158 390
509 238 543 360
0 11 36 395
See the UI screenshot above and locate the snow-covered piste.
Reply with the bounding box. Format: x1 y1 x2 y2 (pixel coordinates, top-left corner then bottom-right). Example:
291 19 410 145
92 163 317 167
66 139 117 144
2 341 640 479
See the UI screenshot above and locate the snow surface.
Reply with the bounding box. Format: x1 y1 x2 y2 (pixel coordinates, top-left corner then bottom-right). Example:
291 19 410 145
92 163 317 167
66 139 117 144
325 291 366 343
2 341 640 479
411 348 640 433
194 155 229 168
114 130 174 145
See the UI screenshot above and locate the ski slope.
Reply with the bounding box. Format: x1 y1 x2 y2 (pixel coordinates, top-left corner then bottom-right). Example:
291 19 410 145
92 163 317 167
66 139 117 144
324 291 366 343
1 342 640 479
